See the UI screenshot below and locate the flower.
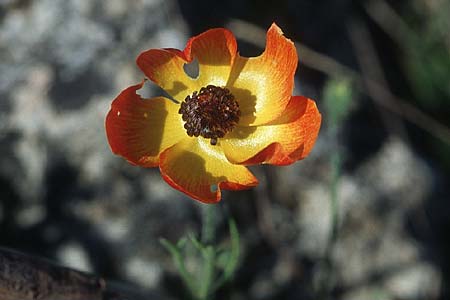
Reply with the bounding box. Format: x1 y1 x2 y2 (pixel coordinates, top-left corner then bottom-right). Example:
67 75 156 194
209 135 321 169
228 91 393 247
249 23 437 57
105 23 321 203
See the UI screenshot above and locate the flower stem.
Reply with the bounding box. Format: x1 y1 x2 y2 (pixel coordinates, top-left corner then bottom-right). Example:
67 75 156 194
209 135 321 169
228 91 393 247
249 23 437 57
196 204 217 300
198 246 215 300
201 204 216 245
161 204 240 300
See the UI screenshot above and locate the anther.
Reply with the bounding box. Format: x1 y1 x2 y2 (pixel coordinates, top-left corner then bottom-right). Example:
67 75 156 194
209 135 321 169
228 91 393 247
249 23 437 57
179 85 240 145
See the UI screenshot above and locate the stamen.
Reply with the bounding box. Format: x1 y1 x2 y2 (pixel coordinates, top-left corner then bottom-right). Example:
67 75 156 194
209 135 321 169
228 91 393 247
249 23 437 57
179 85 240 145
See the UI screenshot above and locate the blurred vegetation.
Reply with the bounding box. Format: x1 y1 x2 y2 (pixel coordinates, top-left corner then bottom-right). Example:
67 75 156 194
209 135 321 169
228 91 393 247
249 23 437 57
314 78 354 300
400 0 450 171
402 0 450 110
366 0 450 165
161 209 240 300
323 78 354 131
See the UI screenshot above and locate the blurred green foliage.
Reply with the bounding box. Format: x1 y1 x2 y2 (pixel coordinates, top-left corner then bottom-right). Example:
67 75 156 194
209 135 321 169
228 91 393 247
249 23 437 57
314 77 354 300
323 78 353 130
402 0 450 171
401 0 450 111
160 217 240 300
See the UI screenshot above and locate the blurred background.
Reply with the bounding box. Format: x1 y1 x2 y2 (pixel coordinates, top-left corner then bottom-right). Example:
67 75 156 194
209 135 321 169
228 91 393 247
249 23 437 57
0 0 449 299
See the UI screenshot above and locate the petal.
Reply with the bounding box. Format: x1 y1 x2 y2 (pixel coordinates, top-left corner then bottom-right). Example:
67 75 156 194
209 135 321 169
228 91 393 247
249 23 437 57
227 23 297 126
159 138 258 203
137 28 237 102
105 81 185 167
136 48 197 102
221 96 321 166
184 28 237 88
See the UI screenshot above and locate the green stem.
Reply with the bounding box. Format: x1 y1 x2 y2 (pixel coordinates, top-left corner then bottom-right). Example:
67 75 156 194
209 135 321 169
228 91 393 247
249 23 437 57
198 246 215 300
329 152 341 245
201 204 215 245
316 151 342 300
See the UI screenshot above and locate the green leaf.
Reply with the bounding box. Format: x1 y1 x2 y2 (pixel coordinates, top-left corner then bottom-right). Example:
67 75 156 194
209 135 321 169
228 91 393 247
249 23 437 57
188 233 204 253
224 218 240 279
211 218 240 292
199 246 215 300
159 238 198 296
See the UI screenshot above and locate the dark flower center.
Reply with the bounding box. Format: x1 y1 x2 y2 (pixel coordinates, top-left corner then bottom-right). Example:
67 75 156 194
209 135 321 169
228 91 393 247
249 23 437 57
179 85 240 145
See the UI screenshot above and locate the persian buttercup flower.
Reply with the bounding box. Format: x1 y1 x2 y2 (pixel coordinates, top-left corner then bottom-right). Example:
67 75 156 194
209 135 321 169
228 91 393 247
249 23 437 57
106 23 321 203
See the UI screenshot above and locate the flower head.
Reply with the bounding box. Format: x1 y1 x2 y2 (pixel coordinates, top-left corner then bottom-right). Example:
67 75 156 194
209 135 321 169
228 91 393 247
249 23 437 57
105 23 321 203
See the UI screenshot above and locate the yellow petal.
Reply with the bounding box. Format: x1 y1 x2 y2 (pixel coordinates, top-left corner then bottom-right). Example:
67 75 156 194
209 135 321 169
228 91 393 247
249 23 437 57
221 96 321 165
136 49 198 102
159 138 258 203
227 23 297 126
185 28 238 88
137 28 237 102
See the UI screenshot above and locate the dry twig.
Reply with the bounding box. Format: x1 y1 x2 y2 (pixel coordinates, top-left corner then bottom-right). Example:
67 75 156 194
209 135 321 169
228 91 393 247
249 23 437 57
0 247 128 300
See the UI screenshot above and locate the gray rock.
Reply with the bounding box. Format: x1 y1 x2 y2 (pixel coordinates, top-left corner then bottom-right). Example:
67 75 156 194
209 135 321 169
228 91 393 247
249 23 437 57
295 136 439 299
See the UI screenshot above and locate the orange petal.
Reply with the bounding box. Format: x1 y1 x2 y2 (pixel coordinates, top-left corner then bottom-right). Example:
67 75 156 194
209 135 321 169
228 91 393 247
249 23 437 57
105 81 185 167
184 28 237 88
137 28 237 102
159 138 258 203
221 96 321 165
227 23 297 126
136 48 197 102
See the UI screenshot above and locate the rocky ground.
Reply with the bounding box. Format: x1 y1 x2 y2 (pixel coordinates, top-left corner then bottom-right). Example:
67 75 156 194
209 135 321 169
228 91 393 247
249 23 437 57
1 0 449 299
